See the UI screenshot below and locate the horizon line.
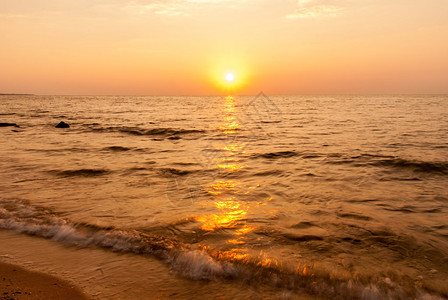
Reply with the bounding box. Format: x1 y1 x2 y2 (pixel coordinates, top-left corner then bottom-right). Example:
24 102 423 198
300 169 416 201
2 93 448 97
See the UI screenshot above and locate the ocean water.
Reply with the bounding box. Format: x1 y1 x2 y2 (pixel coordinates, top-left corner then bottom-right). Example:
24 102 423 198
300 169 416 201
0 94 447 299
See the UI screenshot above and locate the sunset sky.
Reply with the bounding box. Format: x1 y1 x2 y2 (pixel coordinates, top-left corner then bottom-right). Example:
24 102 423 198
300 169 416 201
1 0 448 95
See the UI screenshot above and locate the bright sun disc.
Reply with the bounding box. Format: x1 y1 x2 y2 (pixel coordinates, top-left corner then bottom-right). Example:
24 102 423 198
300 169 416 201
225 72 235 82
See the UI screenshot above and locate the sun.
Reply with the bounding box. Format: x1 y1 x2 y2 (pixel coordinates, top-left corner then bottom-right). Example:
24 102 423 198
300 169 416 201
225 72 235 83
208 65 248 93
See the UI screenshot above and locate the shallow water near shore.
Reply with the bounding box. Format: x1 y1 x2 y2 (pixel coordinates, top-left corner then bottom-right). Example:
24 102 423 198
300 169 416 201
1 95 448 299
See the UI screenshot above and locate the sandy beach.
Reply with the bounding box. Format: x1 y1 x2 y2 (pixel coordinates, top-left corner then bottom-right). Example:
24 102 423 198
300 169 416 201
0 261 88 300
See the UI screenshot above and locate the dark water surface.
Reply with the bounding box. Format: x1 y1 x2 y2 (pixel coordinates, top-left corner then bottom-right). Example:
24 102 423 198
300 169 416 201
1 95 447 299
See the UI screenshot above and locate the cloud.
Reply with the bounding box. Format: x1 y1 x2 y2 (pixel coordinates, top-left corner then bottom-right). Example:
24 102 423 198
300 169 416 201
286 0 344 19
123 0 236 17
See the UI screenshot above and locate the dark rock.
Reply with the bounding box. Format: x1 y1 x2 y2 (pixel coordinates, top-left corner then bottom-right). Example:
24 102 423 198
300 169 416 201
0 122 19 127
55 121 70 128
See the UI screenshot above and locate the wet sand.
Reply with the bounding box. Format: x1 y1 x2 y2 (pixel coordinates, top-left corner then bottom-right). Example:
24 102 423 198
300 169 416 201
0 261 88 300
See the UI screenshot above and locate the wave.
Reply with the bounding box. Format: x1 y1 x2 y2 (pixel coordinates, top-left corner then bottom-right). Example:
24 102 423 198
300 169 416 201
325 154 448 175
325 154 393 165
252 151 324 160
103 146 132 152
282 233 324 242
88 125 205 139
337 212 373 221
253 170 284 176
26 147 90 153
290 221 316 229
0 198 444 299
253 151 300 159
0 122 19 127
119 127 205 137
158 168 201 177
372 159 448 175
351 154 396 159
49 168 110 177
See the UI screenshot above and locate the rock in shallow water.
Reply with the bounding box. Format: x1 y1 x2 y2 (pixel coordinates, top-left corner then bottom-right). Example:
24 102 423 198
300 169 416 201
55 121 70 128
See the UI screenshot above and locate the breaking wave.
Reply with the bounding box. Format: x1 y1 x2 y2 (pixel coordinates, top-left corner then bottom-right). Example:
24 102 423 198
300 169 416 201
0 198 444 299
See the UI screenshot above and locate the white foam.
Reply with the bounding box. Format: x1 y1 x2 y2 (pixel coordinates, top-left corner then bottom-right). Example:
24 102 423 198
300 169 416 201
0 198 444 300
173 250 236 280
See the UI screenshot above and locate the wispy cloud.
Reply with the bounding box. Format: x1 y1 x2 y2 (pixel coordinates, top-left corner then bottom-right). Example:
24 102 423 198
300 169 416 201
286 0 344 19
123 0 237 17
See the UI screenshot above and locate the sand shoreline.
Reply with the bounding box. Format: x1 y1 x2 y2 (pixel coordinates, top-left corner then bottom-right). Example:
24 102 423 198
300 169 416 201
0 261 89 300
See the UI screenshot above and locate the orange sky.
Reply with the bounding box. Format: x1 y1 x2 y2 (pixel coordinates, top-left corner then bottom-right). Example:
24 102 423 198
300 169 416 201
1 0 448 95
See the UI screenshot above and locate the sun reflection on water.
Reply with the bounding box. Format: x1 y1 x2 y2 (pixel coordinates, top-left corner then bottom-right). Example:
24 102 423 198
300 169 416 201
196 96 261 238
218 96 240 134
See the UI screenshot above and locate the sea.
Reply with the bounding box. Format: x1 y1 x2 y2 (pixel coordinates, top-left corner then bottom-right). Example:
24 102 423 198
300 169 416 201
0 94 447 299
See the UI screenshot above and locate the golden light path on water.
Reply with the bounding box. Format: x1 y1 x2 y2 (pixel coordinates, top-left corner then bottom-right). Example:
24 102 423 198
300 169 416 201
194 96 317 277
197 96 266 247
